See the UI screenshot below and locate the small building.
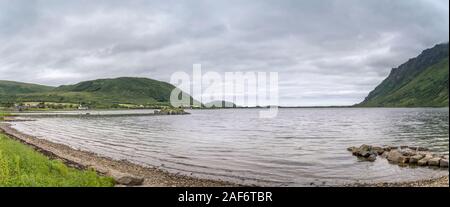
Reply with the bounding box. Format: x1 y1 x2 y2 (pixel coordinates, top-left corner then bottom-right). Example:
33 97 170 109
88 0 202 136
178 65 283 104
15 104 28 112
78 104 89 110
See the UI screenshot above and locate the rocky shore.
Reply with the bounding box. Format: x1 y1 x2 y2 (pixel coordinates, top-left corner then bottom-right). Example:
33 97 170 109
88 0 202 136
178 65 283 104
347 144 449 187
154 108 190 115
346 176 448 187
348 144 449 168
0 123 235 187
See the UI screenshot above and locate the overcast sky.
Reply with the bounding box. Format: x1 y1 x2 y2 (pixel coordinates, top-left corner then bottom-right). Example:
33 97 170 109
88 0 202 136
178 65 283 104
0 0 448 106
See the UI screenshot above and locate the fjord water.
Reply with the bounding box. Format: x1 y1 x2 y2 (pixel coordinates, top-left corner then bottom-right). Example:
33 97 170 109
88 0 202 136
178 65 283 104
12 108 449 186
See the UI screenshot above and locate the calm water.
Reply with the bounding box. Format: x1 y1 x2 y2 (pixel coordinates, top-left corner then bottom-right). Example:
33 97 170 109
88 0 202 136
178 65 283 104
11 108 449 186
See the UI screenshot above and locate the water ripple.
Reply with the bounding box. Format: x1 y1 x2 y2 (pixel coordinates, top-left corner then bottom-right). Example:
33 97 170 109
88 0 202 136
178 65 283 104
12 108 449 186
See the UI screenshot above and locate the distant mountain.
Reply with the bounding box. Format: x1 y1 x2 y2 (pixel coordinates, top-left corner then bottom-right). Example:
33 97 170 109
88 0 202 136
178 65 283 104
0 77 196 108
358 43 449 107
204 100 237 108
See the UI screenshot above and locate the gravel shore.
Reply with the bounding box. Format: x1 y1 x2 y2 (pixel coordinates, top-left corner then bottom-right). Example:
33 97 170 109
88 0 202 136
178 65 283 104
1 122 447 187
0 123 236 187
346 176 448 187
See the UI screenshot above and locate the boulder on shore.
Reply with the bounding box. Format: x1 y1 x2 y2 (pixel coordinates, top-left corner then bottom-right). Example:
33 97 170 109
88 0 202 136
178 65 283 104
367 154 377 162
440 159 449 168
348 144 380 160
372 147 385 155
381 151 389 159
409 154 425 164
427 157 442 166
348 144 448 169
115 175 145 186
418 156 432 166
387 150 409 164
154 108 190 115
110 171 145 186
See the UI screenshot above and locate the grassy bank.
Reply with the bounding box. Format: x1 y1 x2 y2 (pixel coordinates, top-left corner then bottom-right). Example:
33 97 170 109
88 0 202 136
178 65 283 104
0 133 114 187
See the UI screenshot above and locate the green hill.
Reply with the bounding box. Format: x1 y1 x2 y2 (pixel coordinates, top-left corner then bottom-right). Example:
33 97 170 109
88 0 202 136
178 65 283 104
358 43 449 107
0 80 54 95
0 77 195 108
0 81 55 107
54 77 177 104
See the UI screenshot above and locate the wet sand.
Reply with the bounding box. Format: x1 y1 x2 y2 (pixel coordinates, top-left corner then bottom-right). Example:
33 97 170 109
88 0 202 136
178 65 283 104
0 121 447 187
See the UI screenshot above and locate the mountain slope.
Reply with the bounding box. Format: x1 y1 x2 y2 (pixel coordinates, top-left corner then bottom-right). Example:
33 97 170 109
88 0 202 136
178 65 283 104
358 43 449 107
0 77 195 108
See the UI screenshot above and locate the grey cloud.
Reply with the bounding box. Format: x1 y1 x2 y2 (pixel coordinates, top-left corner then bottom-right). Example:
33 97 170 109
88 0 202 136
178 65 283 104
0 0 448 106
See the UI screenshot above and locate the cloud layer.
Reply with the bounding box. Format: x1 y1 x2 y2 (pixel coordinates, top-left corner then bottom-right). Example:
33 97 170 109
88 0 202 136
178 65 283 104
0 0 448 106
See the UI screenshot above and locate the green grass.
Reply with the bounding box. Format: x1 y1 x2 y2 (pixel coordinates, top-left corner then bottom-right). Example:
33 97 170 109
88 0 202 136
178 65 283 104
0 133 114 187
0 112 11 121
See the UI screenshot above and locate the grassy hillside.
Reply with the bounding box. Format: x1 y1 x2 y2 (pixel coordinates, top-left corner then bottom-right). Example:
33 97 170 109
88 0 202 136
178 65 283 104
55 77 175 102
0 81 55 108
0 77 195 109
0 80 54 95
358 43 449 107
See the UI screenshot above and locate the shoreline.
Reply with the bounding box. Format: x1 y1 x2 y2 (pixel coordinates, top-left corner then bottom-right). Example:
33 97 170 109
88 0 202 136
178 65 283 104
0 123 236 187
346 176 448 187
0 122 448 187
